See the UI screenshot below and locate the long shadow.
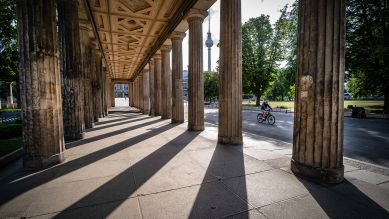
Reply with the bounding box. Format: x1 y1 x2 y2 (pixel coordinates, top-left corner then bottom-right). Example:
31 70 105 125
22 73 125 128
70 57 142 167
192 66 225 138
85 116 152 133
0 120 176 206
53 130 201 218
188 144 250 218
94 113 141 126
298 178 389 218
66 117 161 149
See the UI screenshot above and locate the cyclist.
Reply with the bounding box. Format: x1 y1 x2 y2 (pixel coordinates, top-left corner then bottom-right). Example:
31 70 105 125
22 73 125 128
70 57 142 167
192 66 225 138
260 100 272 118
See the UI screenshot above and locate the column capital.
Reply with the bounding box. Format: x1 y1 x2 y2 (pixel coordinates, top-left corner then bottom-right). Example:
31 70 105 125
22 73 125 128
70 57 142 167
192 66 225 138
186 9 208 23
160 45 172 52
154 53 161 60
171 31 186 41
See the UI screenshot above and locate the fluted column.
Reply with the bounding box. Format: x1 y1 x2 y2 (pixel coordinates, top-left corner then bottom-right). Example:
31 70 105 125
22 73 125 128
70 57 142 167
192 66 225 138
143 69 150 114
58 0 85 140
218 0 243 144
111 82 115 107
154 54 162 116
129 82 133 107
95 51 103 119
187 11 207 131
16 0 65 169
161 45 172 119
171 32 186 123
139 75 144 110
80 26 94 129
149 59 155 116
6 82 14 108
291 0 345 184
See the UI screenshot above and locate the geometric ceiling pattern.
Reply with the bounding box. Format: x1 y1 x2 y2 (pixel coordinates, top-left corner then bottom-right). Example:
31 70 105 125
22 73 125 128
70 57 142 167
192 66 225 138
89 0 185 79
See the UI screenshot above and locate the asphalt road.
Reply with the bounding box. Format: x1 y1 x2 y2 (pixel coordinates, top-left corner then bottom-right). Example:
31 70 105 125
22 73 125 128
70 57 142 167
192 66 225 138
205 108 389 168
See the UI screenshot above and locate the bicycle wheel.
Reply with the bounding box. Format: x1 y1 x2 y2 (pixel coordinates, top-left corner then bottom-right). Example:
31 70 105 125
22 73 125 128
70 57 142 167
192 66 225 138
268 115 275 125
257 113 264 123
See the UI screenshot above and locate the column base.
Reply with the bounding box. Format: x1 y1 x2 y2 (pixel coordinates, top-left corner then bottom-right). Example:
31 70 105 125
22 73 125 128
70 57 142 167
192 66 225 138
143 110 150 115
23 151 65 170
161 115 171 119
218 136 243 145
188 124 204 131
291 159 344 184
90 122 95 128
65 132 85 142
172 119 184 124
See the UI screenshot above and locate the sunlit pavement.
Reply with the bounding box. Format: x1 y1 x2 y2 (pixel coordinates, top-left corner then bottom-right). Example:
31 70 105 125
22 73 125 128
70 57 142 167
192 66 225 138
205 108 389 168
0 107 388 218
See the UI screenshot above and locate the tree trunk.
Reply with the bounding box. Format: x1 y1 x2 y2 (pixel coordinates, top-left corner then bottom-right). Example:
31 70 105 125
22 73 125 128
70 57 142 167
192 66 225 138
255 93 261 106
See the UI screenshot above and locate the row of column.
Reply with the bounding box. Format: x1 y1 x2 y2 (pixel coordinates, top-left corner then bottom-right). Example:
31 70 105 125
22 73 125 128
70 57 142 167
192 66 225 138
17 0 346 183
17 0 111 169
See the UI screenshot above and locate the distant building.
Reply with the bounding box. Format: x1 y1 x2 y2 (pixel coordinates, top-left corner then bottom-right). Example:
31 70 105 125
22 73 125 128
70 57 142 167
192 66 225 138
183 70 188 100
114 84 128 97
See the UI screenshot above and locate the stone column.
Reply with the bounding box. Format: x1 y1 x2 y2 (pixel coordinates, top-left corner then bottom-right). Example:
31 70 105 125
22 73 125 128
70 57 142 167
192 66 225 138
111 82 115 107
129 82 133 107
96 52 103 118
218 0 243 144
187 11 207 131
161 45 172 119
291 0 345 184
143 69 150 114
6 82 14 109
139 75 144 110
154 54 162 116
58 0 85 140
16 0 65 169
80 26 94 129
149 59 155 116
171 32 186 123
90 46 99 123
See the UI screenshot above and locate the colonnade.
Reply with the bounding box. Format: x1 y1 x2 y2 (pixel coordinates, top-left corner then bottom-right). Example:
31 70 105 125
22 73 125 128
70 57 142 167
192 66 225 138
17 0 346 183
17 0 111 169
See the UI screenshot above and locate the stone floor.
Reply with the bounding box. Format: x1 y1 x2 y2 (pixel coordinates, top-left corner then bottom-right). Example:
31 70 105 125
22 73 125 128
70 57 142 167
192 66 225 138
0 110 388 218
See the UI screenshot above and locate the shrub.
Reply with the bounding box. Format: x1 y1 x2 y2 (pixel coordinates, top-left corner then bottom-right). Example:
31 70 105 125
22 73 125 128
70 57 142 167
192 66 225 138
0 124 22 139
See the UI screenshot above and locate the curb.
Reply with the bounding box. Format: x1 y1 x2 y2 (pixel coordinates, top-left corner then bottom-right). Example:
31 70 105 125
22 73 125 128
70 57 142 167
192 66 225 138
0 148 23 168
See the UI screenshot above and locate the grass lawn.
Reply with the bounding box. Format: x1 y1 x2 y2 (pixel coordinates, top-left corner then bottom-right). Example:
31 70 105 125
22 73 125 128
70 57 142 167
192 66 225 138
0 137 22 157
242 100 384 112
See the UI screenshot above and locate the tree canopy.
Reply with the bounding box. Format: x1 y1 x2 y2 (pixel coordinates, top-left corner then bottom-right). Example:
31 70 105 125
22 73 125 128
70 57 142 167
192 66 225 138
346 0 389 111
204 71 218 102
0 0 18 82
242 7 289 105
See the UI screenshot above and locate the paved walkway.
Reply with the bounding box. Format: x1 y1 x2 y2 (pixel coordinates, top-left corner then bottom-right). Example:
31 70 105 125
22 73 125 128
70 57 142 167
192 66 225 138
0 110 388 218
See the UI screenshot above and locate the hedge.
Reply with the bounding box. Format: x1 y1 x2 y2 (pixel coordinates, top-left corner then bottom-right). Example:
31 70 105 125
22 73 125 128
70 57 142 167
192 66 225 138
0 124 22 139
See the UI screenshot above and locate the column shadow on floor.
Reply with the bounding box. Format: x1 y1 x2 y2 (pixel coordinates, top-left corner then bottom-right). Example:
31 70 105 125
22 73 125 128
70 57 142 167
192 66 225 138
188 144 250 218
66 116 161 149
85 116 151 133
0 118 176 207
53 130 201 218
298 178 389 218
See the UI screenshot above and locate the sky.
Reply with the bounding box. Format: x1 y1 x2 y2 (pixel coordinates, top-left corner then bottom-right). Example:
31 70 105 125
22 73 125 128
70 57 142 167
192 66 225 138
181 0 296 71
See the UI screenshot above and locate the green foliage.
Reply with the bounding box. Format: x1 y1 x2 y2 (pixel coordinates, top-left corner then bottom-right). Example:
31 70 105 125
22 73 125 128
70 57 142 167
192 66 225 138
203 71 219 102
0 137 22 157
242 7 290 106
0 123 21 139
268 1 298 101
346 0 389 111
0 108 21 113
0 0 18 81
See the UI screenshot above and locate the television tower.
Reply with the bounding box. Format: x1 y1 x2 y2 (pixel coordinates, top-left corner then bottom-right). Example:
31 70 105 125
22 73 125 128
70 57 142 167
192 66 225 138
205 9 213 72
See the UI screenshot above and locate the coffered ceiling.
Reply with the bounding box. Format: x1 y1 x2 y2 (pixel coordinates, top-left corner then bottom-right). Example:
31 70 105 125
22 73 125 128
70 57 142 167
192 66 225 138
81 0 216 81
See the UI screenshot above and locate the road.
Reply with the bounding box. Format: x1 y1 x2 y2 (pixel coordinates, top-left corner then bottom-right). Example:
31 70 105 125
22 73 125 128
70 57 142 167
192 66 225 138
204 108 389 168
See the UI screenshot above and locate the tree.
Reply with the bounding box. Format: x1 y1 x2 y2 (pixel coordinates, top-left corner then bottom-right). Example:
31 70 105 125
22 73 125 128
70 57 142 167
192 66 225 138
0 0 18 82
204 71 218 102
346 0 389 111
242 8 289 106
268 1 299 101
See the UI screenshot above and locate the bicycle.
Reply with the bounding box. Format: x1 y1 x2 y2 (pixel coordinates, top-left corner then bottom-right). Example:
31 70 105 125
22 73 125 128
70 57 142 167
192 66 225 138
257 110 276 125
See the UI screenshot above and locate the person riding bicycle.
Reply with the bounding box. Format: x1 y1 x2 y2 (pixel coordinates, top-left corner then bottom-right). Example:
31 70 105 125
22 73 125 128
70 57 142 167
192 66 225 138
261 100 272 117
